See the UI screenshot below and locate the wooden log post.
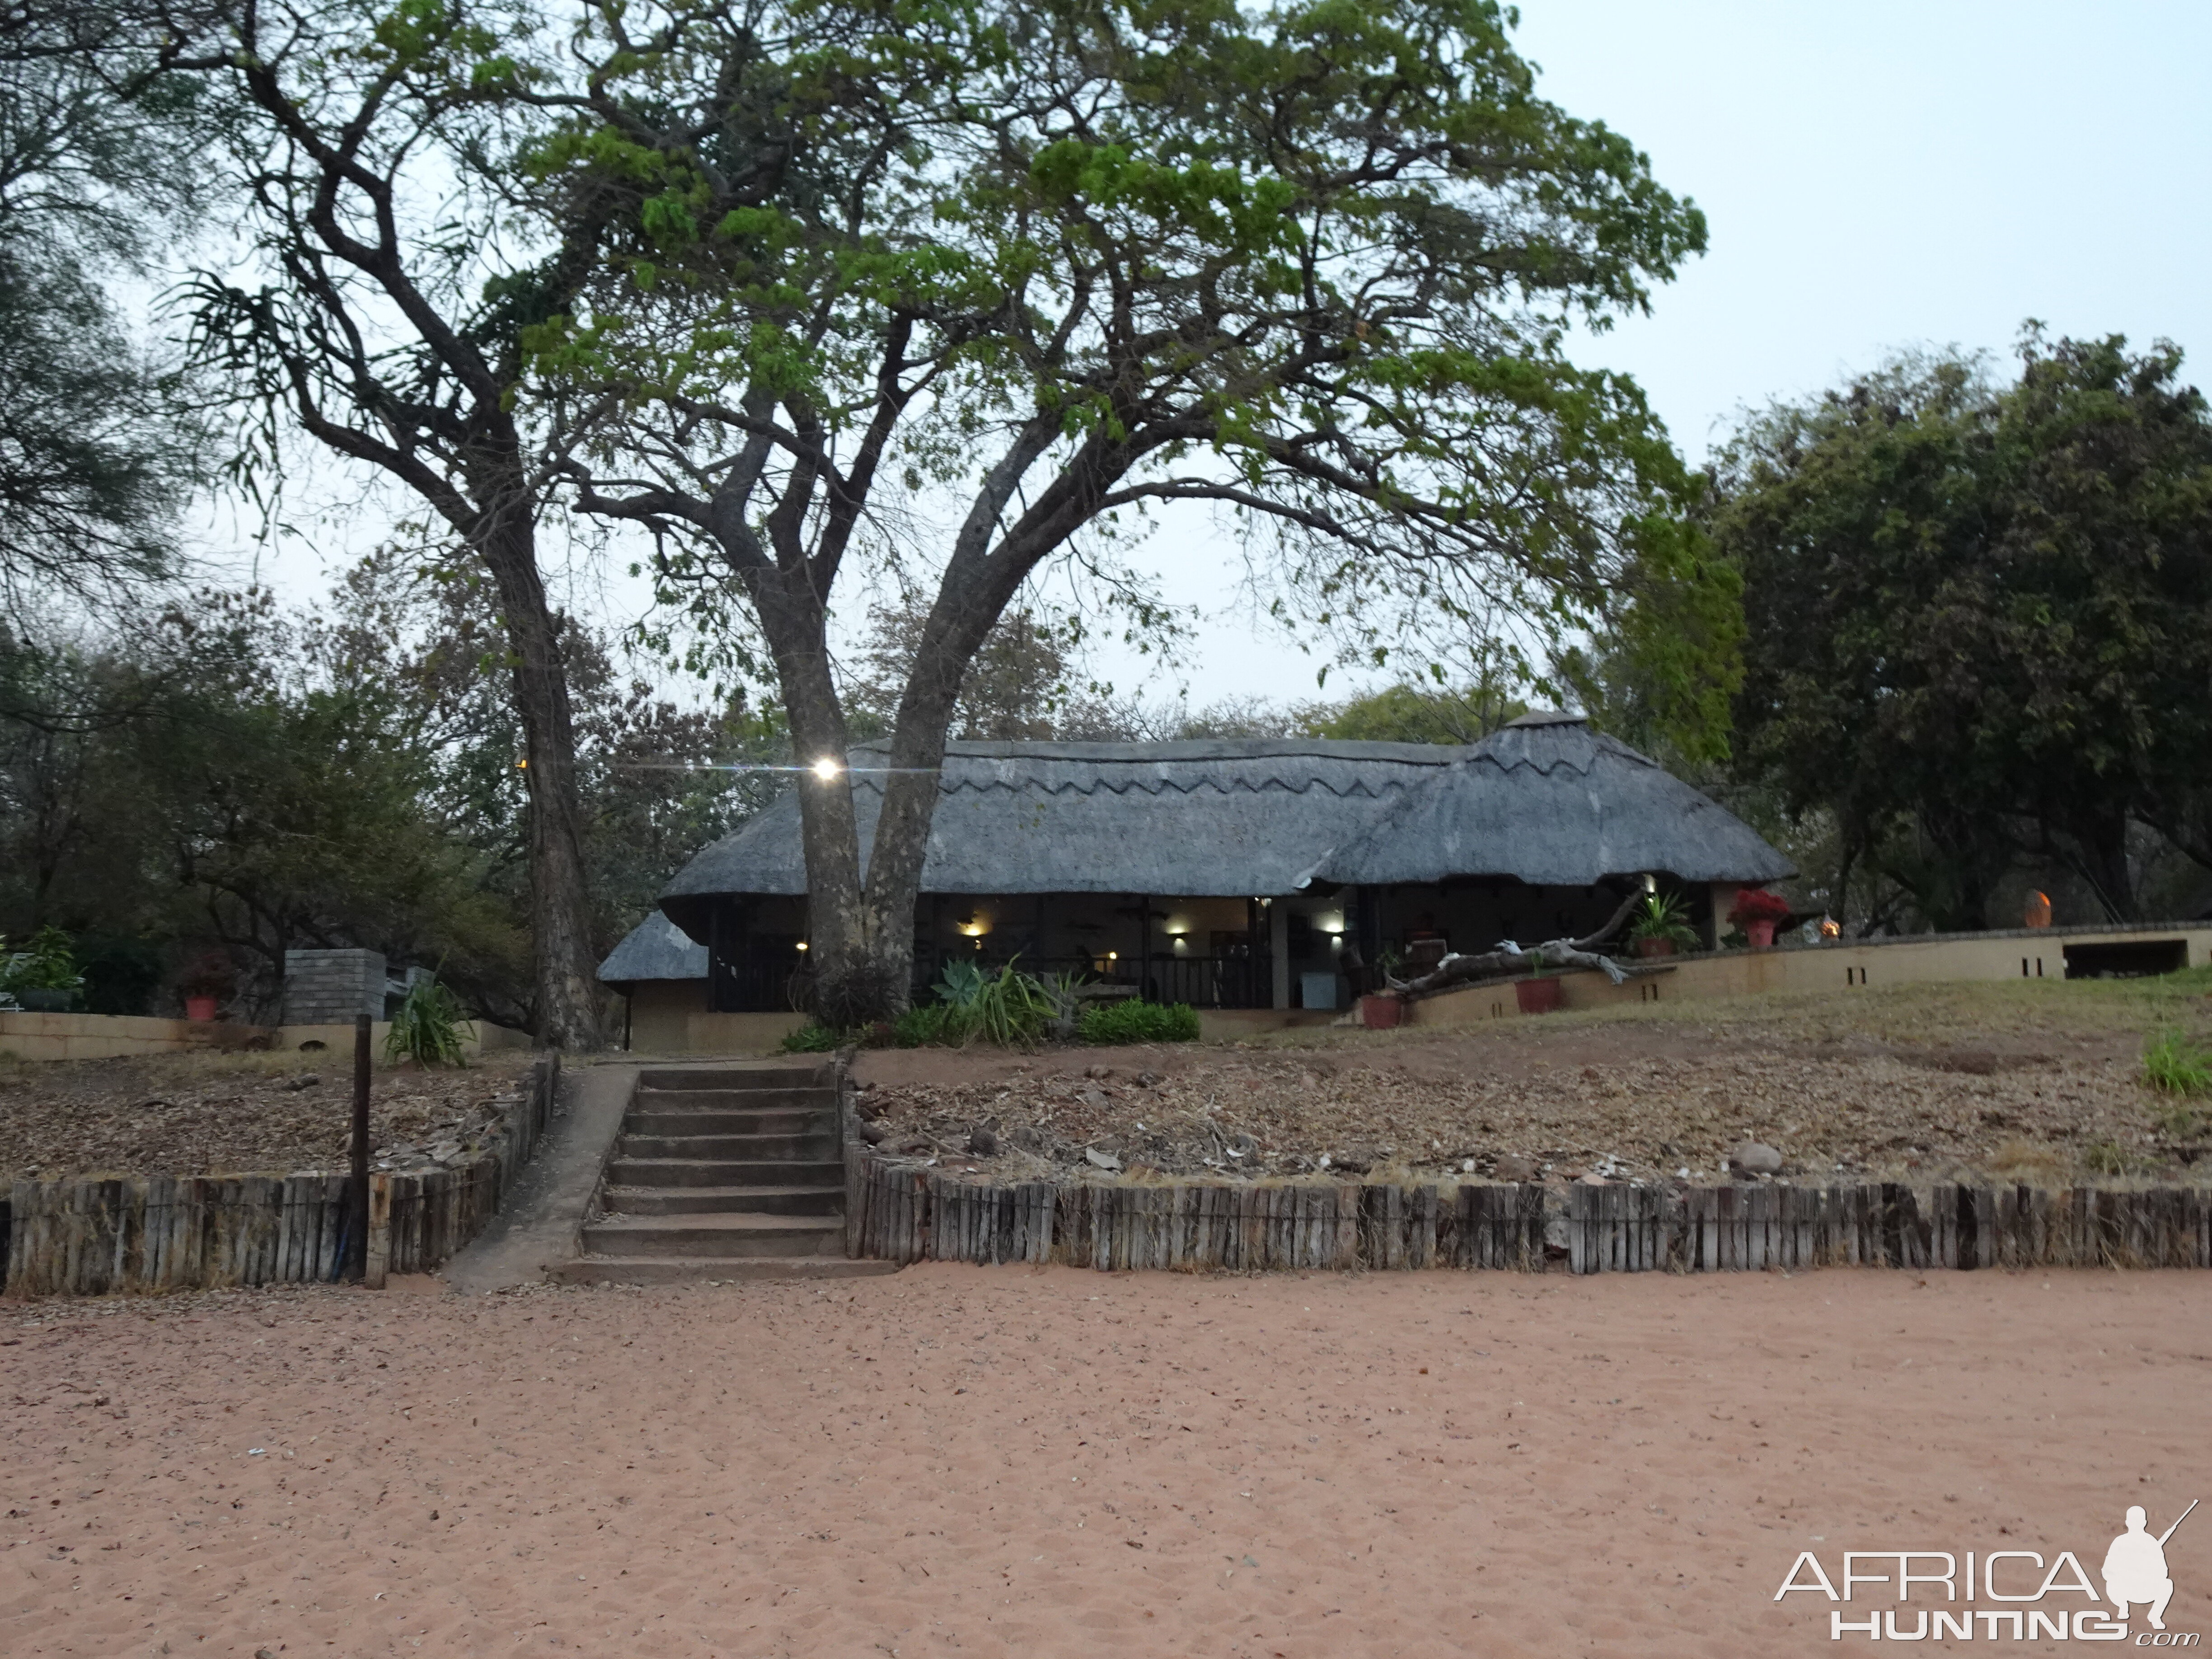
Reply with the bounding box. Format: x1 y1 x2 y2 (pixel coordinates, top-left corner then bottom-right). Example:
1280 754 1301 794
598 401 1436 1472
363 1173 393 1289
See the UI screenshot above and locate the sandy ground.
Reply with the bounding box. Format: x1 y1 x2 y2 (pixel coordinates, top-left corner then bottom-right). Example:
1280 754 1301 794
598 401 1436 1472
4 1265 2209 1657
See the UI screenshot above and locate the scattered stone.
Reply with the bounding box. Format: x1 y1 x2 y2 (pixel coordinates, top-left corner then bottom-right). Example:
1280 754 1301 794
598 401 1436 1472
1084 1147 1123 1172
967 1126 999 1157
855 1120 889 1145
1085 1064 1114 1080
1012 1125 1045 1153
281 1074 321 1092
1576 1172 1610 1187
1079 1087 1111 1111
1730 1141 1786 1177
1134 1070 1162 1087
1492 1154 1540 1182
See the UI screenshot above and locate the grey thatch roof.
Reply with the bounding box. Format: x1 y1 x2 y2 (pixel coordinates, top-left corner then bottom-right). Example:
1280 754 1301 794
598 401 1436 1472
597 911 708 987
661 741 1457 923
657 722 1790 937
1300 712 1795 888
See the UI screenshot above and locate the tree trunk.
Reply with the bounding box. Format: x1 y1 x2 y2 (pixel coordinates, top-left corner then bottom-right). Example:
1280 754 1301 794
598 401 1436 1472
849 575 1023 1022
751 567 891 1027
473 503 605 1050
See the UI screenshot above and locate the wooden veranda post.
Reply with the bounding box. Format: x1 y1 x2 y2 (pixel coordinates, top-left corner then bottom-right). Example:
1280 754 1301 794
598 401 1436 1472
348 1013 370 1282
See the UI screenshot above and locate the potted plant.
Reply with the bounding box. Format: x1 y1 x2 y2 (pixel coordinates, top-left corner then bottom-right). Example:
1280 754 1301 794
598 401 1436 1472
1625 892 1700 959
1726 888 1794 950
1514 974 1563 1014
0 927 85 1013
177 949 236 1022
1359 991 1404 1030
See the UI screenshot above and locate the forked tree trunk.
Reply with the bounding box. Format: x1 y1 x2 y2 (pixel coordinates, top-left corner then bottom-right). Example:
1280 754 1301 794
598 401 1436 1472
753 568 899 1027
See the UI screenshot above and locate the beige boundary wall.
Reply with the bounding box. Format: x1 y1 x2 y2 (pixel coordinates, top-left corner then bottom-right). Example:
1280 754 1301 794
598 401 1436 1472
1406 922 2212 1028
0 1011 534 1063
617 982 811 1056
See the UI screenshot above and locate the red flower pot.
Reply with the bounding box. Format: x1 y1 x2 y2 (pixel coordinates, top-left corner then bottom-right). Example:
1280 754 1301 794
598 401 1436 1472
1514 976 1563 1014
1359 994 1403 1030
184 995 219 1022
1744 920 1776 950
1634 937 1678 959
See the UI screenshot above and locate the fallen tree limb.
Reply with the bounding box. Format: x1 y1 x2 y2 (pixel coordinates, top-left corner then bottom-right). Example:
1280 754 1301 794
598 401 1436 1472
1385 885 1659 995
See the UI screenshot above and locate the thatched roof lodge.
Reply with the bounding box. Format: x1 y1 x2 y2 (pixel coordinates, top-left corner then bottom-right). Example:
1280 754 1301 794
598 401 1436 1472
601 712 1791 1033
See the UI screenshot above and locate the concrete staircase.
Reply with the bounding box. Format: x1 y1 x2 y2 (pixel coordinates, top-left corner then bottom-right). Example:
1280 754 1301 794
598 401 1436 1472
553 1063 896 1285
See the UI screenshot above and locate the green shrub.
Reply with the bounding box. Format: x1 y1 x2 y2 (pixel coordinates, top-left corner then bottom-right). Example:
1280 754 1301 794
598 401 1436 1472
779 1022 847 1053
891 1002 967 1047
909 957 1057 1046
383 974 473 1066
1625 892 1700 950
0 926 84 994
2144 1029 2212 1097
1078 998 1200 1045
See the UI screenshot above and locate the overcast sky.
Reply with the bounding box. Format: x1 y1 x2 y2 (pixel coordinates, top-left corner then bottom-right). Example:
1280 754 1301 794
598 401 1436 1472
1090 0 2212 707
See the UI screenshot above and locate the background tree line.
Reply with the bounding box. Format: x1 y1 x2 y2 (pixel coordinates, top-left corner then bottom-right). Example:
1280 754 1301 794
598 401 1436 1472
3 0 2207 1035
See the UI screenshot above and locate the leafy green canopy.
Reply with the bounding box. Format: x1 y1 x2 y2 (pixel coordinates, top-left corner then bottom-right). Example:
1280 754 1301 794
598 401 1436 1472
1719 333 2212 928
0 0 213 612
520 0 1729 745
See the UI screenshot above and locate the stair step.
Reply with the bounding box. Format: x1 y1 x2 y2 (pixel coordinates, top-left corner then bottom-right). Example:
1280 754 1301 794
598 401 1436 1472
601 1184 844 1216
610 1158 843 1187
627 1106 832 1136
633 1087 834 1113
620 1130 836 1160
549 1256 898 1286
637 1066 830 1092
582 1214 846 1259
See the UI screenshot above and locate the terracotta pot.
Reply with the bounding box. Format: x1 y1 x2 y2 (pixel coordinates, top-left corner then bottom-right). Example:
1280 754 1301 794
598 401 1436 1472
1359 994 1403 1031
1514 976 1563 1015
184 994 220 1022
1744 919 1776 950
1633 937 1678 960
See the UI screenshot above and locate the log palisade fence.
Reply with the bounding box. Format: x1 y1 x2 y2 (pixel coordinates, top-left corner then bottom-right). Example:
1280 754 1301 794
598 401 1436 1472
2 1054 558 1296
840 1108 2212 1275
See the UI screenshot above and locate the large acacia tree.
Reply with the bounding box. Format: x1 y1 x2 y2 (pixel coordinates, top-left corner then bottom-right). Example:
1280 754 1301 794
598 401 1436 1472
165 0 610 1044
523 0 1721 1022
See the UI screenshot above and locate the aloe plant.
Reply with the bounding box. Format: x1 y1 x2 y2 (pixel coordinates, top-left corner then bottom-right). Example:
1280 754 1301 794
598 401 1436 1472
1625 892 1700 950
384 973 473 1066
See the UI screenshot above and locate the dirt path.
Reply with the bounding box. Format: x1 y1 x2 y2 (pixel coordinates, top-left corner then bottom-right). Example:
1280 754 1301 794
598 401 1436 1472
4 1266 2207 1657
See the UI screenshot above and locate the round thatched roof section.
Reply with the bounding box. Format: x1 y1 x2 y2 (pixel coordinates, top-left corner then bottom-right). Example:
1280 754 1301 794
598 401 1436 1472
597 911 708 987
1302 712 1794 888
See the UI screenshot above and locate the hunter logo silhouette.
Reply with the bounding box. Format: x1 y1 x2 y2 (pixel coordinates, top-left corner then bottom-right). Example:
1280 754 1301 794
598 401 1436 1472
2106 1500 2196 1631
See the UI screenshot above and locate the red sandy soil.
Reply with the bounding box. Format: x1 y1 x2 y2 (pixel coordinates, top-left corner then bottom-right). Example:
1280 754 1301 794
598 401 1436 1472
4 1266 2208 1658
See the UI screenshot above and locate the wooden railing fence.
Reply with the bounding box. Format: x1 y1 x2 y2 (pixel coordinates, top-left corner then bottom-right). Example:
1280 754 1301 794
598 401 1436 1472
3 1053 558 1296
